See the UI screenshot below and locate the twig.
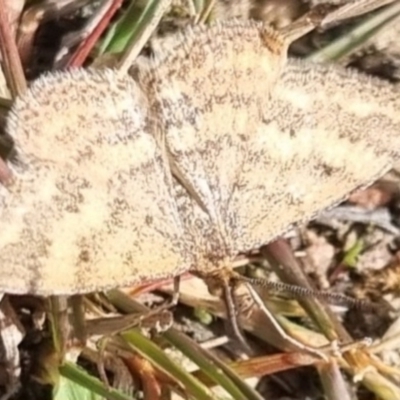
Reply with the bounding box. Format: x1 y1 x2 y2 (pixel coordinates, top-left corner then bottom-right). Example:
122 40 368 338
0 0 26 97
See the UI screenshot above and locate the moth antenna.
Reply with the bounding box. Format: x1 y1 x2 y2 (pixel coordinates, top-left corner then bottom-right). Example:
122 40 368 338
241 277 373 310
221 279 254 354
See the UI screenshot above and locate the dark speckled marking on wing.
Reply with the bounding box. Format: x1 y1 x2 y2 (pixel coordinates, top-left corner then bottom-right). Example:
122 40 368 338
140 20 289 272
227 58 400 253
3 19 400 295
1 69 191 295
140 23 400 272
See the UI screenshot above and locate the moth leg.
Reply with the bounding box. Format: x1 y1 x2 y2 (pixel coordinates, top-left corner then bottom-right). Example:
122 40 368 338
204 270 328 357
221 279 255 355
244 282 328 361
85 277 181 338
141 275 181 314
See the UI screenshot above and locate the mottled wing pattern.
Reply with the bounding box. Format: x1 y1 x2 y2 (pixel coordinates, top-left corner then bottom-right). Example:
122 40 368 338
142 20 288 268
229 58 400 253
2 69 190 295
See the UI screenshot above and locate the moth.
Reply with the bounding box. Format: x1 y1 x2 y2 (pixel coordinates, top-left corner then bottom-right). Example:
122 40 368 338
1 14 399 297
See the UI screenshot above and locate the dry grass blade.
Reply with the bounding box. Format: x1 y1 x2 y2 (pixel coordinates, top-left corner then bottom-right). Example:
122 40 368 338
116 0 172 75
0 0 26 96
308 0 400 61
